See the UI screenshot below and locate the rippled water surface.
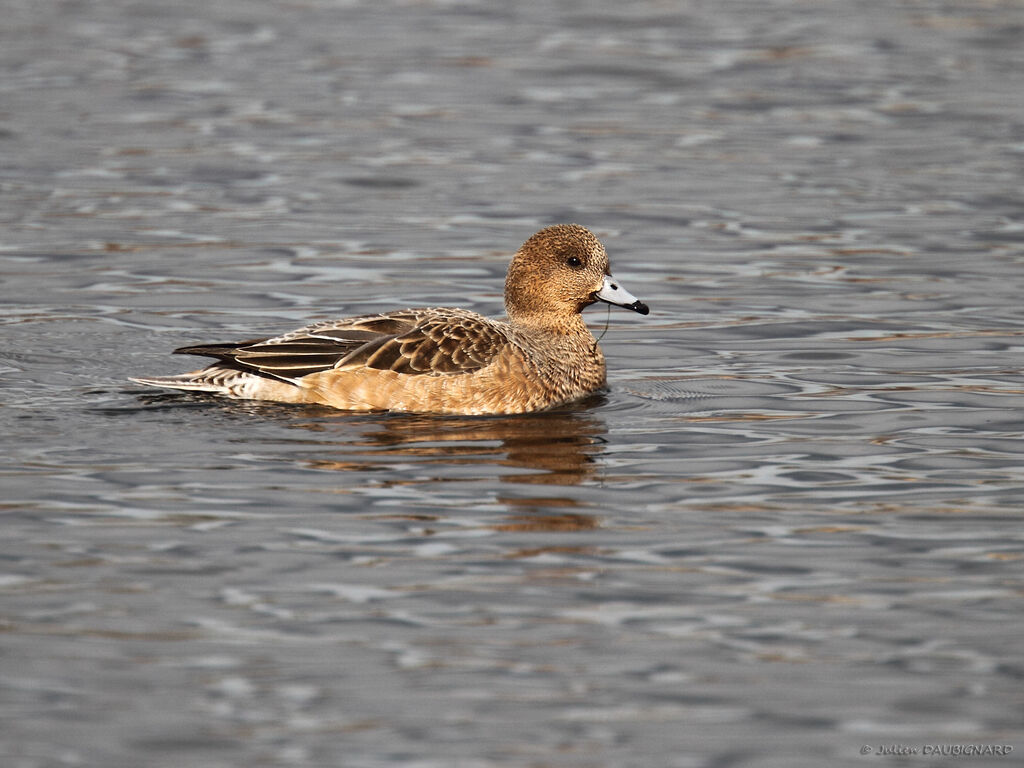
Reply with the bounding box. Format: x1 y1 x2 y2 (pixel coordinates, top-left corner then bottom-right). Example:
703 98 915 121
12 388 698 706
3 1 1023 766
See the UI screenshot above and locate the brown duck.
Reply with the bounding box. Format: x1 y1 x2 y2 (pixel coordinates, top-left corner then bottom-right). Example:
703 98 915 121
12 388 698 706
131 224 649 415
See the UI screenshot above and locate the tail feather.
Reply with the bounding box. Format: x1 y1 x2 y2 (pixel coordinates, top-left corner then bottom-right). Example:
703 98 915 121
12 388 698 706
129 370 236 394
129 365 307 403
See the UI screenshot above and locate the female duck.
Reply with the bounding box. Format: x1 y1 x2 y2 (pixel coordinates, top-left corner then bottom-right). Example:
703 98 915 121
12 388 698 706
131 224 648 415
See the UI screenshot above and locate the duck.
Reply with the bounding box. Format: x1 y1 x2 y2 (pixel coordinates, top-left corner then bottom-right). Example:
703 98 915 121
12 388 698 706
130 224 649 415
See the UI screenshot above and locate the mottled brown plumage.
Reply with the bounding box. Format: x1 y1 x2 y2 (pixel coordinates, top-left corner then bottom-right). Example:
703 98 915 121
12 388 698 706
130 224 648 415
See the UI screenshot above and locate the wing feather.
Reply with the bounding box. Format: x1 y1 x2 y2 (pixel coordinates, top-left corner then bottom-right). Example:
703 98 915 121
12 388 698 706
172 309 509 380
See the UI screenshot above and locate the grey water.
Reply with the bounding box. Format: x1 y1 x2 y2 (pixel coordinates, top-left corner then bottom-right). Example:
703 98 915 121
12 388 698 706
2 1 1023 766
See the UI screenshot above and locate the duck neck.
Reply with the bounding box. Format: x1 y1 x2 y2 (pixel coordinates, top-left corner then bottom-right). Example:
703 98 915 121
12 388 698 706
506 305 594 339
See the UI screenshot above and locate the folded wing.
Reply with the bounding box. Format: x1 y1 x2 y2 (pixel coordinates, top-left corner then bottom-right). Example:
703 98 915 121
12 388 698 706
173 309 510 381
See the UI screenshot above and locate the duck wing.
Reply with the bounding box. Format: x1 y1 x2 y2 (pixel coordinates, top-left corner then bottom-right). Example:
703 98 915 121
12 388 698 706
173 309 509 380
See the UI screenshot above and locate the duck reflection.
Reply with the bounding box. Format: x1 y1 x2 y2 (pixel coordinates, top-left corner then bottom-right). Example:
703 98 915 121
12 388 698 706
299 400 606 482
137 390 609 525
288 395 609 524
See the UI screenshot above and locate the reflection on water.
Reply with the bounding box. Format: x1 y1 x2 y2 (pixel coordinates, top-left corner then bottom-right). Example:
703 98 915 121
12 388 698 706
299 405 608 486
3 0 1024 766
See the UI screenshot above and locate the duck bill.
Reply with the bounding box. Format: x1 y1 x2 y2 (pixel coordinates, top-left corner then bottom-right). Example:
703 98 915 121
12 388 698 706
594 275 649 315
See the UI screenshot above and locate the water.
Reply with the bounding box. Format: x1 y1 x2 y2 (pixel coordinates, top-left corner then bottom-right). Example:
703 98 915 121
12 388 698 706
3 1 1023 766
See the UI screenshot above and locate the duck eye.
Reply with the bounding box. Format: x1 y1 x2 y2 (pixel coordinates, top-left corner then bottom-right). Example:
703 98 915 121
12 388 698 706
566 256 582 268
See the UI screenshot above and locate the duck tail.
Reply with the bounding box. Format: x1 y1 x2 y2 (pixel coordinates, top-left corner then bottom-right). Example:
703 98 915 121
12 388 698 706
129 369 237 394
